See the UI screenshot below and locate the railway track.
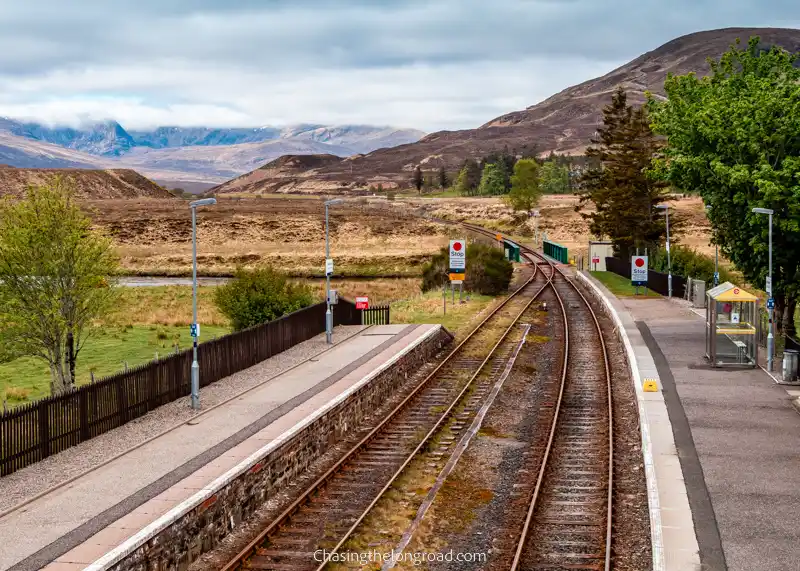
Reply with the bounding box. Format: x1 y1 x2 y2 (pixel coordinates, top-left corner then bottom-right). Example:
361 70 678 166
463 224 614 571
222 223 615 571
221 252 553 571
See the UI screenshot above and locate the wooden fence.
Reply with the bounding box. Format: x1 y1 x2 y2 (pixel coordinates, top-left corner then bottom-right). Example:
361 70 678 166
605 257 687 298
0 298 374 477
361 305 390 326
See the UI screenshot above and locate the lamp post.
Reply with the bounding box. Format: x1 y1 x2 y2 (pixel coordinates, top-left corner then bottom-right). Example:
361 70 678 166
325 198 344 344
188 197 217 410
753 207 774 372
656 204 672 297
705 204 719 287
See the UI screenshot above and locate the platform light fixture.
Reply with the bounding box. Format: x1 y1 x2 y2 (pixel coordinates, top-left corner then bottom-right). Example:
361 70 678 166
325 199 344 344
705 204 719 287
189 197 217 410
655 204 672 297
752 207 774 371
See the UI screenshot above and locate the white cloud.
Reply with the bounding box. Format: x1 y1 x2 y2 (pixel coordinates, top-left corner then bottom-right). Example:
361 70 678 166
0 0 797 130
0 57 622 130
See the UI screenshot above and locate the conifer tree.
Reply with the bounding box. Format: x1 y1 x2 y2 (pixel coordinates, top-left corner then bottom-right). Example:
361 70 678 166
455 159 481 196
412 165 423 192
438 167 448 189
577 87 676 259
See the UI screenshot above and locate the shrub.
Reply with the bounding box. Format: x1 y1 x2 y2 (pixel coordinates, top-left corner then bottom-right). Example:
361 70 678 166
421 242 513 295
650 245 734 285
4 386 30 401
213 266 315 331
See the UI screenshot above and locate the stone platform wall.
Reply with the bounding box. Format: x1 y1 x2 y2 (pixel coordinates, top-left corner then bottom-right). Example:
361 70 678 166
109 326 453 571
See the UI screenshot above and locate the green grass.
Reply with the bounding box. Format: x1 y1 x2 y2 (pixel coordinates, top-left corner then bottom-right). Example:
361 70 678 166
590 271 661 298
0 324 230 405
391 289 496 336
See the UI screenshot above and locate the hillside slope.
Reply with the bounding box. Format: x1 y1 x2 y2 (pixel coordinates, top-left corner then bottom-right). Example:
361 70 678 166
0 167 173 199
212 154 347 194
0 131 108 169
223 27 800 193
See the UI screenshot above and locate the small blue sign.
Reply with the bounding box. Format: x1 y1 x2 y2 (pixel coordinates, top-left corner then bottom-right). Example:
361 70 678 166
767 298 775 310
713 272 719 286
190 323 199 337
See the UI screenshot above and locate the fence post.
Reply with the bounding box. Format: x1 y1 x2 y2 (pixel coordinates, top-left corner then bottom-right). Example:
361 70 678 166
38 400 50 460
117 376 129 425
79 389 90 442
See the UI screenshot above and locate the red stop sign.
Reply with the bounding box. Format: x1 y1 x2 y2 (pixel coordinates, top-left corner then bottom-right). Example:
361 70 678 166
453 241 463 251
635 258 645 267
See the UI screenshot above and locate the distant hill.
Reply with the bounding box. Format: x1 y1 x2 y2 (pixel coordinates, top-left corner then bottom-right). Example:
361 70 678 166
0 167 173 199
212 154 347 194
0 119 425 183
0 130 108 169
224 27 800 193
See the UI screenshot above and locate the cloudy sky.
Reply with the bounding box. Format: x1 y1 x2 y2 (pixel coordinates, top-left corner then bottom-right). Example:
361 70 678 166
0 0 798 132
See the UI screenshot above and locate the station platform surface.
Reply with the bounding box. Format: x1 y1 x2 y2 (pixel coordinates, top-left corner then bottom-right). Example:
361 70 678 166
0 323 441 571
585 272 800 571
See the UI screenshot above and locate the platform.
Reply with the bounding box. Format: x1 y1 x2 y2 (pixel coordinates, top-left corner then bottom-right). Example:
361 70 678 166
0 323 446 571
582 272 800 571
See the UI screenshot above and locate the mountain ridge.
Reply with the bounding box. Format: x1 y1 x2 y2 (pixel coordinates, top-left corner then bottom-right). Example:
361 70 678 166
0 119 425 182
220 27 800 194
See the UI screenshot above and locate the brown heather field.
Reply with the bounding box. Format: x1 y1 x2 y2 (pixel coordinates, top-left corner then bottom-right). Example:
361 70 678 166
83 197 457 277
82 194 713 278
402 194 714 262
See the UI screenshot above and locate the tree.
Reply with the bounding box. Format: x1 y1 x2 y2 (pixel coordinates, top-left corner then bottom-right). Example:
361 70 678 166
455 159 481 195
0 178 120 395
648 37 800 335
482 148 517 192
505 159 542 213
478 163 507 195
539 161 571 194
412 166 423 192
438 167 448 189
421 242 513 295
576 87 674 259
213 266 315 331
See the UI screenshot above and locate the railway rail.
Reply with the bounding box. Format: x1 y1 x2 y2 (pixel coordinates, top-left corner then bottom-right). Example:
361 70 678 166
464 223 614 571
221 250 553 571
221 223 615 571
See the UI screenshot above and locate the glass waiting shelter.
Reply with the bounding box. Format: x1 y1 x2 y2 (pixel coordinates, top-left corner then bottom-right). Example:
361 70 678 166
705 282 759 367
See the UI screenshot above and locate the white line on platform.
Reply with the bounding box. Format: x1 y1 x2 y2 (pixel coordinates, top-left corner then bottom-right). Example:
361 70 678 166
577 272 666 571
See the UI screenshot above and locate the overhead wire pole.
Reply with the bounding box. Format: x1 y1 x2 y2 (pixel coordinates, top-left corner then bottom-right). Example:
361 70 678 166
189 197 217 410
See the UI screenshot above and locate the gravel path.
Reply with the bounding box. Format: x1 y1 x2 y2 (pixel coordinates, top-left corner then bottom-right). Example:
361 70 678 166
0 325 366 514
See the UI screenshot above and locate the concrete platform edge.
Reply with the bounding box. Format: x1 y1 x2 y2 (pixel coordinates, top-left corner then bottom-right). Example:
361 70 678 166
578 272 700 571
84 324 446 571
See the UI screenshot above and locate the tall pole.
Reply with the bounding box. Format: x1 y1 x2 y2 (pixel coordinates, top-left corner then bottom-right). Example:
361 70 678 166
768 212 774 372
325 203 332 344
666 207 672 298
191 206 200 410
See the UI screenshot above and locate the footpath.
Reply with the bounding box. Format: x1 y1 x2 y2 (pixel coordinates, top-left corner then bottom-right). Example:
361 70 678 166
582 272 800 571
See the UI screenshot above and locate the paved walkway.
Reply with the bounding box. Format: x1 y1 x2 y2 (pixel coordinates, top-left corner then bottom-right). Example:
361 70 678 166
615 293 800 571
0 324 440 571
